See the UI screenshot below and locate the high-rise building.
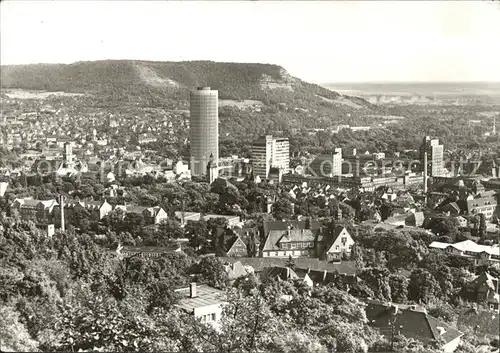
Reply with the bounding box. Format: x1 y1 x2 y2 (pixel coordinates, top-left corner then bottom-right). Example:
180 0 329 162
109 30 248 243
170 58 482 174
189 87 219 177
252 135 290 179
309 148 342 177
420 136 446 177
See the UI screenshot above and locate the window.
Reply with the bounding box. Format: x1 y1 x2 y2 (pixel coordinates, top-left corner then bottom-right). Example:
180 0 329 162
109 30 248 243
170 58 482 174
211 313 216 321
341 237 347 245
349 245 353 250
335 245 339 250
275 252 278 257
291 243 296 249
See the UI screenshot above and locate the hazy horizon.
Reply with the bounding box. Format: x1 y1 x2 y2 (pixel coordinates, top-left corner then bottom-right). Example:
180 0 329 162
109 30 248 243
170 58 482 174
2 1 500 84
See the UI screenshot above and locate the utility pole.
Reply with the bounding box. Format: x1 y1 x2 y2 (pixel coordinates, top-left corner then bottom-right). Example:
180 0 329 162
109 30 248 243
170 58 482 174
389 317 402 351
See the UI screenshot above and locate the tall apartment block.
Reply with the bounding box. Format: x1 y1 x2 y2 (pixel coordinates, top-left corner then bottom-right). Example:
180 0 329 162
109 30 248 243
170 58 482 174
420 136 446 177
252 135 290 179
189 87 218 177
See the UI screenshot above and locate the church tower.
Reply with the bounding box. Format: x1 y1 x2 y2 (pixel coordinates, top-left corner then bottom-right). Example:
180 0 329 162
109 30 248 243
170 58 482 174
64 142 74 169
207 153 218 184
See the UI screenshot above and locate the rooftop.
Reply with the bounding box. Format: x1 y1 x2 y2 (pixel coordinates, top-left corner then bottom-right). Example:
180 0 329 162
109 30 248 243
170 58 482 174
365 299 463 345
222 257 357 275
175 284 226 313
429 240 500 256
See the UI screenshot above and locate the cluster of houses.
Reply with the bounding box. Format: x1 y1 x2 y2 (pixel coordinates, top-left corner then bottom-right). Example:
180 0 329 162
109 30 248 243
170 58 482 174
172 256 498 352
8 196 167 229
430 240 500 267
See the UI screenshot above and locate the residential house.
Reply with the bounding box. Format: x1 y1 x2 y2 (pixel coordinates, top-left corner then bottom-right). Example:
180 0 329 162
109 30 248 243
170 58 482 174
295 266 358 287
175 211 201 226
223 261 250 284
56 199 113 226
365 300 464 352
467 195 498 221
223 233 248 257
459 272 499 311
143 206 168 224
235 227 260 257
174 283 226 326
262 219 322 238
262 225 318 258
323 225 355 261
429 240 500 267
202 214 243 228
384 214 407 227
261 266 313 287
117 205 168 225
10 198 58 224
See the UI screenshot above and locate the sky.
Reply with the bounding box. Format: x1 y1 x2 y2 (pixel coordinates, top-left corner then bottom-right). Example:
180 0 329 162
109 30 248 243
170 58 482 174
1 0 500 84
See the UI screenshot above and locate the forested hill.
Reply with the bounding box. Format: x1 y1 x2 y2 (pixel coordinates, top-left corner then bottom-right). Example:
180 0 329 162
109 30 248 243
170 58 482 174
0 60 374 109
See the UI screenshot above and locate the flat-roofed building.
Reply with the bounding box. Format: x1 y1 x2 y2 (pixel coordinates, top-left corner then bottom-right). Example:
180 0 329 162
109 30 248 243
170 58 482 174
175 283 226 326
252 135 289 180
420 136 446 177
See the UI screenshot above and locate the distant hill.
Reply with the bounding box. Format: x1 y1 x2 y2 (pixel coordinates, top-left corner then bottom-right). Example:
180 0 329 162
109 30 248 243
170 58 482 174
322 82 500 105
0 60 375 109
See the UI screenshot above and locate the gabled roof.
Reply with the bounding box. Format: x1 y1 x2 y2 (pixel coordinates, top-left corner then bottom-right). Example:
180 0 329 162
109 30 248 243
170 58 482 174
365 300 463 345
263 228 316 252
12 198 58 209
223 261 248 280
429 240 499 256
276 229 316 244
325 226 352 254
439 202 461 214
465 272 498 292
222 257 357 275
261 266 299 282
332 225 349 239
225 235 247 254
263 219 321 237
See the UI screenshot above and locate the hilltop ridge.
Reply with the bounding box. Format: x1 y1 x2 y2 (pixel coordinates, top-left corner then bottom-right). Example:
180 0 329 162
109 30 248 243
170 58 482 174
1 60 374 108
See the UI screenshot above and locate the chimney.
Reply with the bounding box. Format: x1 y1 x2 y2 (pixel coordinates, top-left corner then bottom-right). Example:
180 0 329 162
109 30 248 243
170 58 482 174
59 195 65 232
189 283 197 298
436 326 446 336
423 152 428 193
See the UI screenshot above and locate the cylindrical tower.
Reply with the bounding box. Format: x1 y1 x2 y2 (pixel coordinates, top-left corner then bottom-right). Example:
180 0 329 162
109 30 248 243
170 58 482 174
189 87 218 177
